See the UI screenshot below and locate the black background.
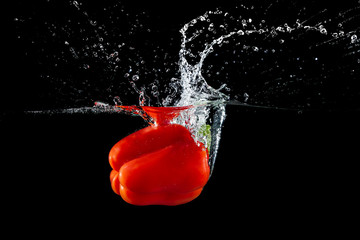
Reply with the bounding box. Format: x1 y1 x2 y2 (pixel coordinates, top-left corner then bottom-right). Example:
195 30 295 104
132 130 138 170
2 0 360 235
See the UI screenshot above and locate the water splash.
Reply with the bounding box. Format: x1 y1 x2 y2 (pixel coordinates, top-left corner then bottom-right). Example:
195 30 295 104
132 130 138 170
15 1 360 112
16 1 360 174
18 1 360 115
169 6 360 110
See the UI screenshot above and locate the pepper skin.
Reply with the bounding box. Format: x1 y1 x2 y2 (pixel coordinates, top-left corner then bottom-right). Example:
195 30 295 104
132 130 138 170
109 124 210 206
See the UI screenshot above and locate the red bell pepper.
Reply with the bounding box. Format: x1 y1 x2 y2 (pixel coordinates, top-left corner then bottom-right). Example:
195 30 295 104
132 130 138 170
109 122 210 206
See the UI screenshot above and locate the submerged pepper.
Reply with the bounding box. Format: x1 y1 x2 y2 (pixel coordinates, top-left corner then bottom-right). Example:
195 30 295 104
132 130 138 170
109 123 210 206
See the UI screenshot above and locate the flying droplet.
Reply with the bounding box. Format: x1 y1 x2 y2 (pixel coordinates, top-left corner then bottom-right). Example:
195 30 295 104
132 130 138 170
351 35 358 43
208 23 214 31
132 75 139 81
244 93 249 102
113 96 122 105
320 28 327 35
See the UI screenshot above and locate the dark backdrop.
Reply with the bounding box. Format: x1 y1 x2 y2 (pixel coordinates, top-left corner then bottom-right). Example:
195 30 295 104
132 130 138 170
2 0 359 235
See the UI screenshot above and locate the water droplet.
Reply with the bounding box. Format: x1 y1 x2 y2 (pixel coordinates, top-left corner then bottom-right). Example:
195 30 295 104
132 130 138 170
113 96 122 105
320 27 327 35
208 23 214 31
241 19 247 27
237 30 244 35
132 75 139 81
271 29 278 37
351 34 358 43
279 39 285 44
110 51 118 58
124 73 130 78
276 26 285 32
73 1 80 10
244 93 249 102
94 101 109 108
